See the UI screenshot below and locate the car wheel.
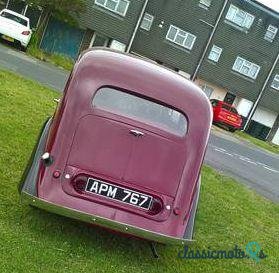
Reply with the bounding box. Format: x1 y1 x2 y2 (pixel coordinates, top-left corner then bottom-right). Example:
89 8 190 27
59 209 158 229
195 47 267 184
20 45 27 52
229 127 236 132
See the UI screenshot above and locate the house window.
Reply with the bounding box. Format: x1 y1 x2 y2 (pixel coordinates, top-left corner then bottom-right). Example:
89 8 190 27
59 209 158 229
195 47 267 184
271 74 279 90
199 0 212 9
202 84 214 98
95 0 130 16
166 25 196 50
264 25 278 42
225 4 254 29
232 56 260 80
208 45 222 62
140 13 154 31
110 40 126 52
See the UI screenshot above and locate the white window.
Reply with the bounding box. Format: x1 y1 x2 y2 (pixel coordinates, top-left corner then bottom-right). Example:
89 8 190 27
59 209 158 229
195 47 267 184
271 74 279 90
140 13 154 31
110 40 126 52
95 0 130 16
208 45 223 62
232 56 260 80
166 25 196 50
264 25 278 42
202 84 214 98
226 4 254 29
199 0 212 9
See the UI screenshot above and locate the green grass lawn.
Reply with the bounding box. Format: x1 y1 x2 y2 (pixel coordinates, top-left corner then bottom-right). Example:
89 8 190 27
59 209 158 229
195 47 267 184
235 131 279 155
27 45 74 71
0 69 278 273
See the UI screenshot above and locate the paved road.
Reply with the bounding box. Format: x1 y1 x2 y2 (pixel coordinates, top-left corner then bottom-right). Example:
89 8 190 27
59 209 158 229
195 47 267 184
0 43 278 202
0 43 68 91
207 131 279 202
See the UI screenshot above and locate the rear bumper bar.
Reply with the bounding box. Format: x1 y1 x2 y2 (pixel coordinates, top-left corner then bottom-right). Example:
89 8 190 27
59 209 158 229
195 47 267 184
21 191 192 245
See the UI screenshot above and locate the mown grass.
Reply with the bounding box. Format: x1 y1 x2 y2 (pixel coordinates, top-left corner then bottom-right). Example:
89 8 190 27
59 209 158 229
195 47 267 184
27 45 74 71
0 69 278 273
235 131 279 155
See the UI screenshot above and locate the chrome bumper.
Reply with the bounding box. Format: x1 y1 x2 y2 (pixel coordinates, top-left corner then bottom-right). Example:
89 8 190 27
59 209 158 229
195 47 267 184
21 191 192 245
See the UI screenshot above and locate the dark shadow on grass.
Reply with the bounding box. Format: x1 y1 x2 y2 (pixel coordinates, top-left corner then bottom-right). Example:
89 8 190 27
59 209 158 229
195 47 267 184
18 205 167 261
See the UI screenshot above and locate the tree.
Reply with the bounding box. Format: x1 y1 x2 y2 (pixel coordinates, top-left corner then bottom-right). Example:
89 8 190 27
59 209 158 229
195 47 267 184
26 0 86 34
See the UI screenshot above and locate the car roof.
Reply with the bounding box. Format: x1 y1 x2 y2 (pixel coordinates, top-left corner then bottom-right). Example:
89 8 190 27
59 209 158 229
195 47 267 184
76 48 211 115
213 99 236 109
1 9 29 21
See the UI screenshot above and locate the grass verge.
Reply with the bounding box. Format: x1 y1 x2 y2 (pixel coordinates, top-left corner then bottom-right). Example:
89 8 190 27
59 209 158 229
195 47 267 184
0 69 278 272
235 131 279 155
27 45 74 71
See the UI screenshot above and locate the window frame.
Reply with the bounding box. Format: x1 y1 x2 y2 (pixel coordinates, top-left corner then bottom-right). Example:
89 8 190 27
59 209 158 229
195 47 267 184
199 0 212 9
166 25 197 51
264 24 278 42
232 56 261 80
225 4 255 30
202 84 214 98
208 45 223 62
94 0 130 17
92 87 188 137
271 74 279 90
0 11 28 26
140 13 154 31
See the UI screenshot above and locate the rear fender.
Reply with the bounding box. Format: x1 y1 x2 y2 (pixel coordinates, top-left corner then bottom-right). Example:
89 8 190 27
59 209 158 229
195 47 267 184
18 118 52 196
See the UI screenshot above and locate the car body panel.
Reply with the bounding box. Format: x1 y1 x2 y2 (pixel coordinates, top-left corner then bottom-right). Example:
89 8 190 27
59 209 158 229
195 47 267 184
211 99 242 130
20 48 212 244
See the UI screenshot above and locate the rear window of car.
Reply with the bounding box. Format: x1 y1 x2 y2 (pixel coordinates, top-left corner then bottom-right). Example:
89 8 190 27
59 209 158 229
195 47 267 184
230 107 238 114
93 87 188 137
1 11 28 26
221 104 239 114
221 104 231 111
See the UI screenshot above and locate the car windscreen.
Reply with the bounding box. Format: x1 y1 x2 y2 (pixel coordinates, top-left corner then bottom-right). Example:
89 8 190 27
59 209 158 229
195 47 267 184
1 11 28 26
93 87 188 137
230 107 238 114
222 104 238 114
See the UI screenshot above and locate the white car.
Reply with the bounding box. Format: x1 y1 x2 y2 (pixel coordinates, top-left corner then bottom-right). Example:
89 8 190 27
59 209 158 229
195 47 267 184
0 9 32 51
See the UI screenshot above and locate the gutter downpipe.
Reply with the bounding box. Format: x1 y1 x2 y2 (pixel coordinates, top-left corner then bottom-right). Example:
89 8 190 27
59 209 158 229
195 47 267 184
5 0 10 8
23 4 28 16
191 0 229 81
243 52 279 131
126 0 149 53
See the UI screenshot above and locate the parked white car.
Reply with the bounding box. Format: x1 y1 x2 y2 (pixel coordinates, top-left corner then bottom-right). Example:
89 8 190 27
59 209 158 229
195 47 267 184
0 9 32 51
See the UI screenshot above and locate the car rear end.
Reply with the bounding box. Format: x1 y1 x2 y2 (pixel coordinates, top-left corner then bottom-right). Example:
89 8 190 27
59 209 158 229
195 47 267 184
215 103 242 130
19 49 212 245
0 9 31 48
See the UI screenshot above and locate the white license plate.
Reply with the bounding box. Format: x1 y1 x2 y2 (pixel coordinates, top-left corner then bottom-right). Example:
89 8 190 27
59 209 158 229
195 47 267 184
85 178 153 210
2 35 14 42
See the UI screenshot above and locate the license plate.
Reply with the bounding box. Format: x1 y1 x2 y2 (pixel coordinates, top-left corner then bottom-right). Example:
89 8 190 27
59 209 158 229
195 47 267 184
227 116 236 121
2 35 14 42
85 178 153 210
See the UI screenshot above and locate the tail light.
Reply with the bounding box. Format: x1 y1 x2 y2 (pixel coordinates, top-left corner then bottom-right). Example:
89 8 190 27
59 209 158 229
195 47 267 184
21 31 30 35
149 198 163 215
73 176 87 193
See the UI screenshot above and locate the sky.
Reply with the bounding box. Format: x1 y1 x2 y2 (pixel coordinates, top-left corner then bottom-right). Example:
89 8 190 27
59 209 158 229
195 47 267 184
256 0 279 12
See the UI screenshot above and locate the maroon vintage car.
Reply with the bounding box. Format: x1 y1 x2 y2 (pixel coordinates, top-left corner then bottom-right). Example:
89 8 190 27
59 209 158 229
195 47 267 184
19 48 212 248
